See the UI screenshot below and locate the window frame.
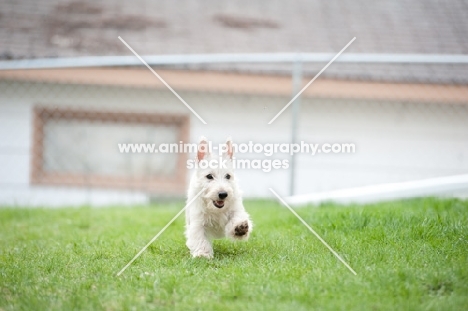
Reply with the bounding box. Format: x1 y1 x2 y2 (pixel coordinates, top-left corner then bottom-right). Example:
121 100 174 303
31 106 189 195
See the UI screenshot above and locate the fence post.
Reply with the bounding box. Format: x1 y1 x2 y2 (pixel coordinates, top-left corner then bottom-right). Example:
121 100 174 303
290 56 303 196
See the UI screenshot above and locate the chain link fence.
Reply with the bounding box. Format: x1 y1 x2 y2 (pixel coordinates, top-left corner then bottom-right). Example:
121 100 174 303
1 57 468 206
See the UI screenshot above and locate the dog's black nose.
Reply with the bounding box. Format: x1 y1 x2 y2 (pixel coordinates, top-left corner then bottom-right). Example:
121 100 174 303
218 192 228 199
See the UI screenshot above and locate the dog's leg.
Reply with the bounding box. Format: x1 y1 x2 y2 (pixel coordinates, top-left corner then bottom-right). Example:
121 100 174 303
225 210 253 241
186 223 213 259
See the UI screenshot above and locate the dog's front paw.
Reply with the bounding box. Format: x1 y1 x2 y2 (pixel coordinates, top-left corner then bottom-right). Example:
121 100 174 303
192 250 213 259
234 220 250 239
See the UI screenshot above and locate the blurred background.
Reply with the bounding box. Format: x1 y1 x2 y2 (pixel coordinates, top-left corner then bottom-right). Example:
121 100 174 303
0 0 467 206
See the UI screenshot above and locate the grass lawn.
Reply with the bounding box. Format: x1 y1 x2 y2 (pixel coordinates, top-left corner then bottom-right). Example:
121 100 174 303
1 198 467 310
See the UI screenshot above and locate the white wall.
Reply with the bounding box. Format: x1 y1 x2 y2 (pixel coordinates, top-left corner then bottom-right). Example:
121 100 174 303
293 98 468 196
1 80 467 206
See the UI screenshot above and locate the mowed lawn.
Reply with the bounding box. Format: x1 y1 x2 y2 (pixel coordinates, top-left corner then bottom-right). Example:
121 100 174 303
1 198 467 311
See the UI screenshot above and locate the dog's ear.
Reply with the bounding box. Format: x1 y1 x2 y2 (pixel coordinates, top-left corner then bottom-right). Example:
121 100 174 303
224 137 234 159
197 136 209 162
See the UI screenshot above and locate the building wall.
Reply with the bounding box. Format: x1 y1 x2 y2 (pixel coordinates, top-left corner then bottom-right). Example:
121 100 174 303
1 80 467 206
295 99 468 195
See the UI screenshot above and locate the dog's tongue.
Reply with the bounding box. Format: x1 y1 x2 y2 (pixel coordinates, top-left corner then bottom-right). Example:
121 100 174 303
216 200 224 205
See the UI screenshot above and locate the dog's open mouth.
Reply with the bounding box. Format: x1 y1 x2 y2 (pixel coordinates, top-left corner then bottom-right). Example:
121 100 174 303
213 200 225 208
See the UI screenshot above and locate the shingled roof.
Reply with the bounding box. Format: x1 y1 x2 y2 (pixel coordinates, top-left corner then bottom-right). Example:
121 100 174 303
1 0 467 83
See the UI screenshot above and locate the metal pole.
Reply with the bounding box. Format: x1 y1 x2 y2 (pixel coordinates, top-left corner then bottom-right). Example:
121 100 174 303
2 53 468 70
289 57 303 196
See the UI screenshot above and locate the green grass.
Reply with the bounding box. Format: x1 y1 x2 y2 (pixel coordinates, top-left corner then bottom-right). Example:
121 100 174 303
1 198 467 310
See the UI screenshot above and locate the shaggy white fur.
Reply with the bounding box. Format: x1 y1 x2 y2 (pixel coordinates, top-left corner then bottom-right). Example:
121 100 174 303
185 137 253 258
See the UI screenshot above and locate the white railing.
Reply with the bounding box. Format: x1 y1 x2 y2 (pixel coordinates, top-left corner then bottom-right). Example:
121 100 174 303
286 174 468 206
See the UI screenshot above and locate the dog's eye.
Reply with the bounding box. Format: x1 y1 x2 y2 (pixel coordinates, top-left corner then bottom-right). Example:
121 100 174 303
225 174 231 180
206 174 214 180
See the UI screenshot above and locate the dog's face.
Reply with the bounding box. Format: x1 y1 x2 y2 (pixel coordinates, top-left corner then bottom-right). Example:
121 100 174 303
195 138 238 211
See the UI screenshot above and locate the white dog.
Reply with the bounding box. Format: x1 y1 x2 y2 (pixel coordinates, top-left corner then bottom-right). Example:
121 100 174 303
185 137 253 258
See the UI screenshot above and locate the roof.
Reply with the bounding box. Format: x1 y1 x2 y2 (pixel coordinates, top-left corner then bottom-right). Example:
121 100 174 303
1 0 468 83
